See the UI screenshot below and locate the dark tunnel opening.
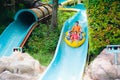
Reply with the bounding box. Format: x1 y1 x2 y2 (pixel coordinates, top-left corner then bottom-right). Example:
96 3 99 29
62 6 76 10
16 11 37 26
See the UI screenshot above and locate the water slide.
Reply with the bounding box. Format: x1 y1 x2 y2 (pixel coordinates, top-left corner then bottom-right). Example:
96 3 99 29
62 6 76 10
0 1 88 80
0 5 52 57
39 3 88 80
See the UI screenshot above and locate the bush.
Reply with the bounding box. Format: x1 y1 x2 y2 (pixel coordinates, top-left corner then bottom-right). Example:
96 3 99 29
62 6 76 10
84 0 120 59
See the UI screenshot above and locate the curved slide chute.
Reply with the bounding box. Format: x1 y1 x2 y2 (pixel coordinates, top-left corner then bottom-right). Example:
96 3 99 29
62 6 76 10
0 5 52 57
39 4 88 80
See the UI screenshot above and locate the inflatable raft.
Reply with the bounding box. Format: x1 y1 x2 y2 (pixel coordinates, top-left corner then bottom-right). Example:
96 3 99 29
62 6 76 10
64 32 85 48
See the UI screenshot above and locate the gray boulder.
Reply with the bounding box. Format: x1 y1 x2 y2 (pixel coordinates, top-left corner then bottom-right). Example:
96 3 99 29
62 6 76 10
0 52 46 80
84 49 120 80
0 71 30 80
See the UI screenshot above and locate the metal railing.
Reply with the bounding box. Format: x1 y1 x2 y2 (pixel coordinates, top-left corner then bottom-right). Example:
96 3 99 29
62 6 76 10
106 45 120 65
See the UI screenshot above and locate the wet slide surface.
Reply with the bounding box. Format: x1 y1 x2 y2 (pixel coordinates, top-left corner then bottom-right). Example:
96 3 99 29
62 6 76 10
39 4 88 80
0 9 38 57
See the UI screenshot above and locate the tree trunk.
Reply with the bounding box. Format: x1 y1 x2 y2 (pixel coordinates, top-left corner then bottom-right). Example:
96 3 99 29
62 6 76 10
11 0 15 13
50 0 58 32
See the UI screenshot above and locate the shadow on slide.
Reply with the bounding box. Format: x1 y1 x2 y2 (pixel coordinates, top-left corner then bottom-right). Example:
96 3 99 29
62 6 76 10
0 9 38 57
39 4 88 80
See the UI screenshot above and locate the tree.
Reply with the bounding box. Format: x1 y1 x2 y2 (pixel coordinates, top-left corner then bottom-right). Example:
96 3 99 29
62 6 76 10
50 0 58 32
11 0 15 13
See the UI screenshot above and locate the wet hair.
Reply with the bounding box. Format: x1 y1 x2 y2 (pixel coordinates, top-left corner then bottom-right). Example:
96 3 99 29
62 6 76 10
76 21 79 24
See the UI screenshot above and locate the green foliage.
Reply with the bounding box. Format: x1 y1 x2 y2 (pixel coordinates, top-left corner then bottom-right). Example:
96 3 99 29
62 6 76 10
0 25 6 34
0 1 25 34
24 24 57 66
24 11 75 66
41 0 49 3
84 0 120 59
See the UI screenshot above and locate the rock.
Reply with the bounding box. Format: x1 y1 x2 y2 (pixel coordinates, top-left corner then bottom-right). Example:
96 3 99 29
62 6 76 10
0 71 30 80
0 52 46 80
84 49 120 80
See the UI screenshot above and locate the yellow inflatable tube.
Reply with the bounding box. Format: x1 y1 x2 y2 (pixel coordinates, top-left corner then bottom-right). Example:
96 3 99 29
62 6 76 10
64 32 85 48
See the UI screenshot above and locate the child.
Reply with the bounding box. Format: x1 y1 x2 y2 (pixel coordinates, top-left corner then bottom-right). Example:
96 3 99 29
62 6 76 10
70 31 79 41
79 32 83 40
66 30 72 40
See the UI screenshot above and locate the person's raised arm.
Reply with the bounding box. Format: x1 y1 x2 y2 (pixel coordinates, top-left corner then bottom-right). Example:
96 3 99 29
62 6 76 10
71 25 75 31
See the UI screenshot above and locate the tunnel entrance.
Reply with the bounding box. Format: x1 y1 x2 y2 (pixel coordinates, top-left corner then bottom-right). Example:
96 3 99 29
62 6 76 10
14 9 38 26
16 11 37 26
18 12 35 24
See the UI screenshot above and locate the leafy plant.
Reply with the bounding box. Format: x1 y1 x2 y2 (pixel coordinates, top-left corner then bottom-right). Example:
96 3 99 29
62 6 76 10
84 0 120 60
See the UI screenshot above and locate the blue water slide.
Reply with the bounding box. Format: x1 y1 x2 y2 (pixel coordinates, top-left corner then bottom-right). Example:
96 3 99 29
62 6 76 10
50 0 66 4
0 9 38 57
58 0 66 4
39 4 88 80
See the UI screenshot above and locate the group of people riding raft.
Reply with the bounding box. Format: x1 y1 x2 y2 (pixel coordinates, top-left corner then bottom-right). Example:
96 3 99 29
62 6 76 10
66 21 83 42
